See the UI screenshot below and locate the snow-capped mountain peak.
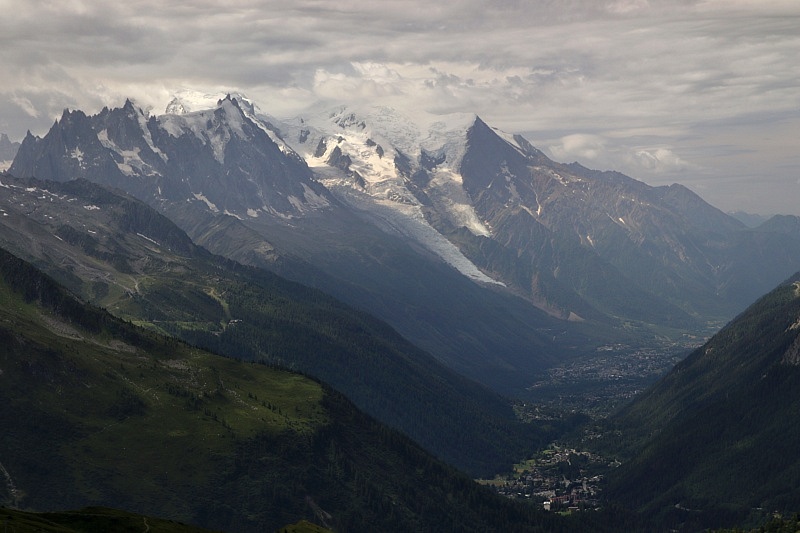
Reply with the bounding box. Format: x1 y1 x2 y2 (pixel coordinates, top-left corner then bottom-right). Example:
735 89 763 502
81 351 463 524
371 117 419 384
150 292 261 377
309 105 478 168
268 104 502 285
162 92 299 160
164 89 250 115
284 105 493 234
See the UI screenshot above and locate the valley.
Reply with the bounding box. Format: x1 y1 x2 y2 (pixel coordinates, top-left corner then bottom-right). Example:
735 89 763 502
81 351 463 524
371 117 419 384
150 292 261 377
2 93 800 532
523 334 710 416
0 246 578 532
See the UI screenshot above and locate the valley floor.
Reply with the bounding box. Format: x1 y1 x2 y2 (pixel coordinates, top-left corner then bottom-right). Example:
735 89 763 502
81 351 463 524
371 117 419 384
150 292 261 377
522 334 710 417
477 443 613 513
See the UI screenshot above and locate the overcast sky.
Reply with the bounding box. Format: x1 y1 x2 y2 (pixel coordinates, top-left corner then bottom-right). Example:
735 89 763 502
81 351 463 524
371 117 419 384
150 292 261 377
1 0 798 215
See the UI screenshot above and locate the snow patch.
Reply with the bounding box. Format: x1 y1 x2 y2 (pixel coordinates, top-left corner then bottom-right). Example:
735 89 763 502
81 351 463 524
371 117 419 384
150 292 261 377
520 204 538 219
494 129 528 156
428 169 491 237
159 99 249 164
287 195 304 212
134 107 167 162
236 100 298 156
294 106 490 238
96 129 150 176
83 205 100 211
193 192 219 213
137 233 159 245
163 90 247 115
270 103 500 285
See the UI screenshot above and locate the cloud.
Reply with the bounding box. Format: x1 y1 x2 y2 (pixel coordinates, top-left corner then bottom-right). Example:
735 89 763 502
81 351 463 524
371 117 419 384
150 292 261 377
605 0 650 14
11 96 39 118
313 63 406 101
547 133 691 177
626 148 690 174
548 134 608 162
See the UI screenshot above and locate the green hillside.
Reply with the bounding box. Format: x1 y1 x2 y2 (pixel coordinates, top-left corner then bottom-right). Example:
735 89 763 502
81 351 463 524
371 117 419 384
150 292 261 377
0 176 553 477
604 272 800 531
0 246 582 532
0 507 216 533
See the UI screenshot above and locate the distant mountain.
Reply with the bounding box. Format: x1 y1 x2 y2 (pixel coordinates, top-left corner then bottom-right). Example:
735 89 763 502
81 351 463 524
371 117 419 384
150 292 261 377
727 210 770 228
0 245 580 532
755 213 800 236
11 95 800 394
0 175 553 477
0 133 19 169
605 270 800 530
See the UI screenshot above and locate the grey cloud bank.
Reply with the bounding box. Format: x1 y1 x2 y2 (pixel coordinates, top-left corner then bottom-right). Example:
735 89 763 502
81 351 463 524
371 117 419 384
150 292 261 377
1 0 798 215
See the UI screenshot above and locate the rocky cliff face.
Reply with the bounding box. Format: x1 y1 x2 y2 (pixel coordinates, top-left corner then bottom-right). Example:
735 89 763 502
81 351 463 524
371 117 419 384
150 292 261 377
455 117 743 320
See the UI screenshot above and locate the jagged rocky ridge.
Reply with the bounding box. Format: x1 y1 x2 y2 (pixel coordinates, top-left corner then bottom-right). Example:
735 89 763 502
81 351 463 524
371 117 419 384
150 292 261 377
11 96 330 219
278 104 800 323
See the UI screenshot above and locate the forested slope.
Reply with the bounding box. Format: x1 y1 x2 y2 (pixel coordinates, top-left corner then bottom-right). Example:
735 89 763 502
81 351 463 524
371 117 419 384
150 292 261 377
605 272 800 531
0 246 583 532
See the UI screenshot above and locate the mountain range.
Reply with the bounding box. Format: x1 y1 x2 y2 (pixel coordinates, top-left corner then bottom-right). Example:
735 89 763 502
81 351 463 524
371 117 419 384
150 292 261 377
8 97 571 393
9 94 800 396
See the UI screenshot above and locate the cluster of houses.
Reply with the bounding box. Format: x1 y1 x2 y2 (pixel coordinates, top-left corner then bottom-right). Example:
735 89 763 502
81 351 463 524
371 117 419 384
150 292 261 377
483 446 606 512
